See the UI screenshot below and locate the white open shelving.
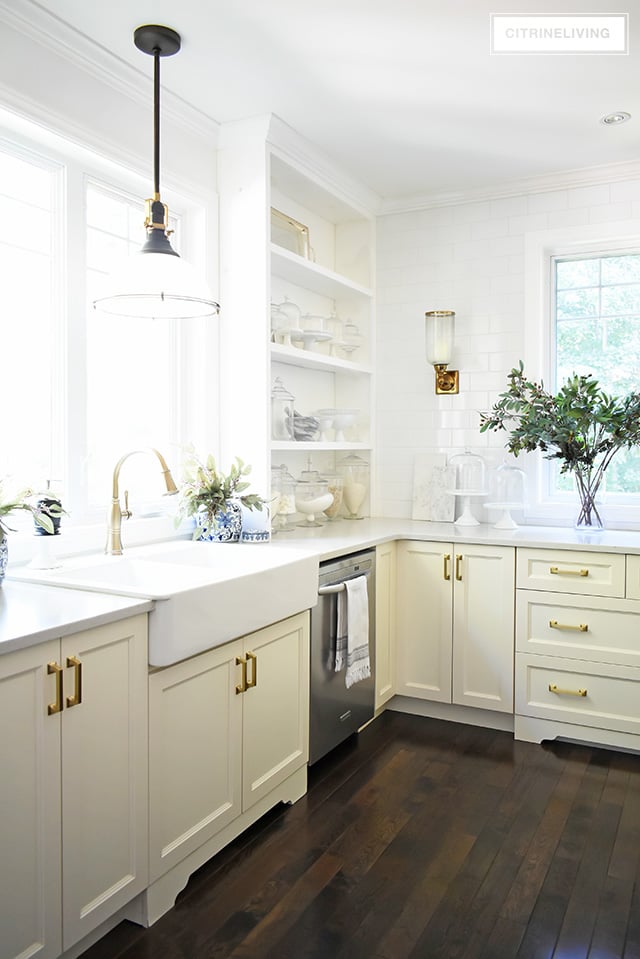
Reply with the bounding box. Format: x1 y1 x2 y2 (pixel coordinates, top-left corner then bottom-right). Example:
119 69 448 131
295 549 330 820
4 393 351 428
218 116 377 519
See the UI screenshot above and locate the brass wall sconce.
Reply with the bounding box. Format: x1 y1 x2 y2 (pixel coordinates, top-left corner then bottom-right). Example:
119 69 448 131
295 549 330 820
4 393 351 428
425 310 459 394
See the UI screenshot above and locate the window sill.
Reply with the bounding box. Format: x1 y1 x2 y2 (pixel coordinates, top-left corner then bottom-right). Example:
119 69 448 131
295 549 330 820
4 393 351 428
5 515 193 569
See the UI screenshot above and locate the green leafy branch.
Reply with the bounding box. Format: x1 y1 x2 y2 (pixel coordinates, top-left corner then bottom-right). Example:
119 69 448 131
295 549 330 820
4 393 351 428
0 482 65 538
479 362 640 496
177 452 264 538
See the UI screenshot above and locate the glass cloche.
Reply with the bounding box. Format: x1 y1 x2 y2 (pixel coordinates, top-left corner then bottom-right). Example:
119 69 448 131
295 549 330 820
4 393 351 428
448 450 488 527
484 461 527 529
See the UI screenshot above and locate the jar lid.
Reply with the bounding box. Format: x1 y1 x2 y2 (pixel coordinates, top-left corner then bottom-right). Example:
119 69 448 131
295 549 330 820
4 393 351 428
338 453 369 468
271 376 294 400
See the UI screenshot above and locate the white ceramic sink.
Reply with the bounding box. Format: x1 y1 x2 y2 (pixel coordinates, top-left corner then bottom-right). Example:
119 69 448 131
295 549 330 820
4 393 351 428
9 541 319 666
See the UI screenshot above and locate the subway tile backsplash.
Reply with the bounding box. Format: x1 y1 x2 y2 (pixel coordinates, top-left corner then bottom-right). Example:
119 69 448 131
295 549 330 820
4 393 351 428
375 176 640 518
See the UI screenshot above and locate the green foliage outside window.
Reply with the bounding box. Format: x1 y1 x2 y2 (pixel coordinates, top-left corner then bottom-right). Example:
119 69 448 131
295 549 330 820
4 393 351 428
554 252 640 494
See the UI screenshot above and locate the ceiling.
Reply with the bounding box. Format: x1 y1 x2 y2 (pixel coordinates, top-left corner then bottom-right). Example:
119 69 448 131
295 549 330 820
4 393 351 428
30 0 640 203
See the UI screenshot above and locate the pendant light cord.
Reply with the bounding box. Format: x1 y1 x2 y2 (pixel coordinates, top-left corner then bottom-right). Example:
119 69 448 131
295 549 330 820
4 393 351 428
153 48 160 198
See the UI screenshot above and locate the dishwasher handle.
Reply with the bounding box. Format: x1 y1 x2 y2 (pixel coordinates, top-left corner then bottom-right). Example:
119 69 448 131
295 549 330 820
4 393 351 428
318 570 371 596
318 582 347 596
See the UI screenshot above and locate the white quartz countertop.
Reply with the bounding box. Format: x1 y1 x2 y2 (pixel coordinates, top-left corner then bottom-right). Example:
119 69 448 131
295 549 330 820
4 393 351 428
4 517 640 656
0 580 152 655
265 517 640 562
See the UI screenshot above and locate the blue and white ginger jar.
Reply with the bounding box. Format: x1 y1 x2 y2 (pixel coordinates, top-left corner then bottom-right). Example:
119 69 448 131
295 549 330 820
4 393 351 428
196 502 242 543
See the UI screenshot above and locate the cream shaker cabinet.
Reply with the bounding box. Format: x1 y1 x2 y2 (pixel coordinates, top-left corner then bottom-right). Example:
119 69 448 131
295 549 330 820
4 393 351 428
148 611 309 885
396 541 515 714
375 541 397 709
515 548 640 749
0 615 148 959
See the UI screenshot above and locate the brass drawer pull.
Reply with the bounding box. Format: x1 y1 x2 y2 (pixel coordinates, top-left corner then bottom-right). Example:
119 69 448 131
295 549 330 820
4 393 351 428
549 619 588 633
443 554 451 581
235 655 247 694
65 656 82 708
548 683 587 697
246 651 257 689
549 566 589 577
47 661 64 715
455 554 463 581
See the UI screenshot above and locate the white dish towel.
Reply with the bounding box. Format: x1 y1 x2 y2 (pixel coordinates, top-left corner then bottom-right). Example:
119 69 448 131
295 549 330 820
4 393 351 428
334 575 370 688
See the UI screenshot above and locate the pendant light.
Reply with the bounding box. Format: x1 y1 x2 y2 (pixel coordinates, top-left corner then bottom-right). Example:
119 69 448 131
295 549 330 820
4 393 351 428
93 24 219 320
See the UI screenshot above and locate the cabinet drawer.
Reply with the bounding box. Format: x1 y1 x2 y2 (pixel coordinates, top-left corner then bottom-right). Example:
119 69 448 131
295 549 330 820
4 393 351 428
516 653 640 736
626 555 640 600
516 590 640 667
516 548 624 598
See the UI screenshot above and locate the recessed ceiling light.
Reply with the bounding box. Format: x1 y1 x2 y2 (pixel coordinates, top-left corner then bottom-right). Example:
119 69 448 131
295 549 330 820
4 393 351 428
601 111 631 125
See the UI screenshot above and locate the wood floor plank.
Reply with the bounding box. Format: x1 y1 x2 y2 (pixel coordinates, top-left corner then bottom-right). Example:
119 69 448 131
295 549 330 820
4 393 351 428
588 875 634 959
552 771 623 959
75 714 640 959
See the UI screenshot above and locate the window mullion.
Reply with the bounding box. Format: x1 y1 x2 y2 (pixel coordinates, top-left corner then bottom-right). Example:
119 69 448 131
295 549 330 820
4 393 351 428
63 162 89 519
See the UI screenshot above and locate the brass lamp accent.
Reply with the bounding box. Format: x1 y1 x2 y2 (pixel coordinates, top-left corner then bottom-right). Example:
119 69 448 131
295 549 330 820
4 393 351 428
425 310 459 394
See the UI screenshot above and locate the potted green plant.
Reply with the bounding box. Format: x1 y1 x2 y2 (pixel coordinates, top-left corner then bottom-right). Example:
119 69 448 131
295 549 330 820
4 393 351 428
0 482 64 584
177 452 265 542
479 362 640 530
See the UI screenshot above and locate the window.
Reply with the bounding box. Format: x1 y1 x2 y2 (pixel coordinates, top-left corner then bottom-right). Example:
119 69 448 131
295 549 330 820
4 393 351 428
85 181 182 511
524 221 640 527
2 116 218 539
1 142 61 489
554 252 640 495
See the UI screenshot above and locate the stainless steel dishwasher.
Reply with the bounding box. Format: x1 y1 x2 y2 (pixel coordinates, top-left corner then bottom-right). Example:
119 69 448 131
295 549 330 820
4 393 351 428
309 549 376 765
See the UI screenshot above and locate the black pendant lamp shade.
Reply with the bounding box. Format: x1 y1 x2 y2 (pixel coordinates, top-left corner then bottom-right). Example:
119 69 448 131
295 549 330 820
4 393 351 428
93 24 219 320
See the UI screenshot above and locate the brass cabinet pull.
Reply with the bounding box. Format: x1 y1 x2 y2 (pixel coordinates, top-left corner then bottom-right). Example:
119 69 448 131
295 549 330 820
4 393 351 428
65 656 82 708
235 655 247 695
549 566 589 577
246 651 257 689
549 619 588 633
548 683 587 697
455 554 463 581
47 661 64 715
443 554 451 581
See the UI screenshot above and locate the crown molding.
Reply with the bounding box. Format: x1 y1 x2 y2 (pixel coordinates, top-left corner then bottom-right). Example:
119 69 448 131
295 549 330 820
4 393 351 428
379 157 640 215
218 113 382 216
267 114 382 217
0 0 220 145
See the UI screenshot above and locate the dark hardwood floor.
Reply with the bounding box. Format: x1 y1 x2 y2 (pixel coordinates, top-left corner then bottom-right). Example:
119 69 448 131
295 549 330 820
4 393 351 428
80 712 640 959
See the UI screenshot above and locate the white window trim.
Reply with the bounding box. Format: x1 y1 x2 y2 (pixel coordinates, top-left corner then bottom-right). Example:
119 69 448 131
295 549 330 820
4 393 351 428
1 108 220 564
524 219 640 530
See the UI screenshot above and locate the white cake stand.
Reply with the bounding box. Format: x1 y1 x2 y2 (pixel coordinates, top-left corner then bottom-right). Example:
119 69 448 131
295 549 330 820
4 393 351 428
450 489 488 526
484 502 522 530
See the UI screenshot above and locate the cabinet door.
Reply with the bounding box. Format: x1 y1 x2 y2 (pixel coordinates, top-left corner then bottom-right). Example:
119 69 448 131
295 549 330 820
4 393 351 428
375 541 396 709
396 541 452 703
61 615 148 949
148 639 243 882
452 545 515 713
0 641 62 959
242 612 309 810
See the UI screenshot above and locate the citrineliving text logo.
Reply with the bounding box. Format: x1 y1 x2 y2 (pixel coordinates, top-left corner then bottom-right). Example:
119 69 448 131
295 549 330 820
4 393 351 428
490 14 628 54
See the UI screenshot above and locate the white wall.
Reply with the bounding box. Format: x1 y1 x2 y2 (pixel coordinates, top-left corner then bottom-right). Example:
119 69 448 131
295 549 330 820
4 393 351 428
376 176 640 519
0 4 218 198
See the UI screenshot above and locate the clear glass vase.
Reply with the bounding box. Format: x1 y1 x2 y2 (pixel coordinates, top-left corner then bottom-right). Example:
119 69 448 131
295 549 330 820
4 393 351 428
574 474 604 531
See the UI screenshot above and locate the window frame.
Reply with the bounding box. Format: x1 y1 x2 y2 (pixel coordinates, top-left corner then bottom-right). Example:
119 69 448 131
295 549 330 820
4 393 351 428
1 109 220 560
524 220 640 529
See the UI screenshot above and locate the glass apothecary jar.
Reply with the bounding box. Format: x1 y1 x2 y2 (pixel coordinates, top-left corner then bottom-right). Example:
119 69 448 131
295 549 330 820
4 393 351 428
337 454 369 520
271 464 297 532
322 471 344 521
271 377 295 441
295 464 333 528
